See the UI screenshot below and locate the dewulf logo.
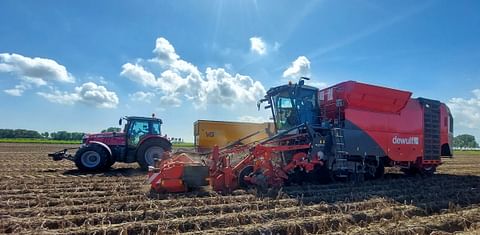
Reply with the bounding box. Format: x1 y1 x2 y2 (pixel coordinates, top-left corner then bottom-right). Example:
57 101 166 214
392 136 419 145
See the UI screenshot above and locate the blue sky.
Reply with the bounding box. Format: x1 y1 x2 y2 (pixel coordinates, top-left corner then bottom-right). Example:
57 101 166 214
0 0 479 141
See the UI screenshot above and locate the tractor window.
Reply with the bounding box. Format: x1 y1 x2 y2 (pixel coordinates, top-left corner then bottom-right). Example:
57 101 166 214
275 97 295 130
128 120 149 146
152 122 161 135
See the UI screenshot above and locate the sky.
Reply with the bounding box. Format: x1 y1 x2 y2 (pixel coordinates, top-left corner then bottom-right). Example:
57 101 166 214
0 0 479 142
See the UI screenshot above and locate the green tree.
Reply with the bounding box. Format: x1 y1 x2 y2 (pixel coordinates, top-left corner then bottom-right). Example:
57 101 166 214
0 129 41 138
101 127 121 133
453 134 479 148
42 132 49 139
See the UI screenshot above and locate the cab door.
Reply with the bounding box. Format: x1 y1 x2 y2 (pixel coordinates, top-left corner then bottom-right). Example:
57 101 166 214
127 120 150 148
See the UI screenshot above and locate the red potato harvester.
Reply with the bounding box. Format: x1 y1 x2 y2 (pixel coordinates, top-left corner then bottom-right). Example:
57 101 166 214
148 79 453 194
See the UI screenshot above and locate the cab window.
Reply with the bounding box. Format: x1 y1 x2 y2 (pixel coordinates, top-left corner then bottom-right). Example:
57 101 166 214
128 120 149 146
152 122 161 135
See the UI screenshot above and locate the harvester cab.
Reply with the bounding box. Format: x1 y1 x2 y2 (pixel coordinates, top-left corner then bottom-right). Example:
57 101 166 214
259 78 322 132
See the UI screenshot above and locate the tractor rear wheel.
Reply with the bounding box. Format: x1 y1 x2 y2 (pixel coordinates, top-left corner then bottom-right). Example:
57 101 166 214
137 140 171 170
74 145 108 171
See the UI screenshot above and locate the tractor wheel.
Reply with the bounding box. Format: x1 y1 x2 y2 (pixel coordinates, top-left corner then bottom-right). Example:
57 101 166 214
74 145 108 171
137 140 171 170
238 165 254 189
104 156 116 169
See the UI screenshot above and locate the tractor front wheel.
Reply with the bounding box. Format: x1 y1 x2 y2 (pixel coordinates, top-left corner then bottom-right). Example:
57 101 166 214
74 145 108 171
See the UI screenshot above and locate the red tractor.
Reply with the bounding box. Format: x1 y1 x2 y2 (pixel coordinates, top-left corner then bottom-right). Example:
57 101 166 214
49 116 172 171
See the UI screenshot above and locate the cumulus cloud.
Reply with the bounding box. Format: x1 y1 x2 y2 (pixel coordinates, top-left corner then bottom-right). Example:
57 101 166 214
4 87 23 96
120 63 157 87
37 90 80 105
130 91 155 103
282 56 311 79
307 81 328 89
0 53 74 85
448 89 480 137
249 37 267 55
238 115 269 123
75 82 119 108
153 37 180 64
37 82 119 108
120 37 266 108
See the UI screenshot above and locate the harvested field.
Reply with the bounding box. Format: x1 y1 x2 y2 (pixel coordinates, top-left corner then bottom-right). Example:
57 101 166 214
0 143 479 234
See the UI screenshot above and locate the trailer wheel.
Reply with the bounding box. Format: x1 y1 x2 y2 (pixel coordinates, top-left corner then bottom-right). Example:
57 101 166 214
137 139 171 170
421 166 436 176
74 145 108 171
238 165 253 189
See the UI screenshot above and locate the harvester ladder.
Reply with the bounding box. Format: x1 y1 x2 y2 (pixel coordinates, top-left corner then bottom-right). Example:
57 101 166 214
332 128 348 175
419 98 441 161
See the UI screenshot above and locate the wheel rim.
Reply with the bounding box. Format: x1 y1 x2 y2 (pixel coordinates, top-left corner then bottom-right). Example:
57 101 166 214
145 146 164 166
81 151 101 168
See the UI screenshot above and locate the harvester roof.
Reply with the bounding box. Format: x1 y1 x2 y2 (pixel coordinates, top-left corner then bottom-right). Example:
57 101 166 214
320 81 412 114
265 83 318 97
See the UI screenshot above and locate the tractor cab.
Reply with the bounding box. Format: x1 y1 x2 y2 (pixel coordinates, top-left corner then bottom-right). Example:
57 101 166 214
120 116 163 147
261 79 321 131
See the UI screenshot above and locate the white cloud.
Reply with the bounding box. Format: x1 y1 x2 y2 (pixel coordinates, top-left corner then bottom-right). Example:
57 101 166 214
120 37 266 109
238 115 269 123
130 91 155 103
75 82 119 108
307 81 328 89
4 88 23 96
37 90 80 105
249 37 267 55
120 63 157 87
37 82 119 108
4 84 28 96
153 37 180 64
448 89 480 138
0 53 75 85
159 95 181 107
282 56 311 79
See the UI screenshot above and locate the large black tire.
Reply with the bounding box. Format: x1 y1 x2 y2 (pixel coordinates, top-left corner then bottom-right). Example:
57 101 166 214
238 165 254 189
104 156 116 169
374 163 385 179
74 145 108 171
137 139 172 170
420 166 436 176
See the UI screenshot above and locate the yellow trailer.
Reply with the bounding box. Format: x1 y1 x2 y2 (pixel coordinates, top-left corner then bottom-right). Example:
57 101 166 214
194 120 275 152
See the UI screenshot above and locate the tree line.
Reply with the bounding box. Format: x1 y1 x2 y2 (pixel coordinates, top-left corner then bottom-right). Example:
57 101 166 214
0 129 85 140
2 127 477 148
453 134 479 148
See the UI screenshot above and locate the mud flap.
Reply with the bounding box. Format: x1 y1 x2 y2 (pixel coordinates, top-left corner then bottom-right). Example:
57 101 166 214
182 165 209 188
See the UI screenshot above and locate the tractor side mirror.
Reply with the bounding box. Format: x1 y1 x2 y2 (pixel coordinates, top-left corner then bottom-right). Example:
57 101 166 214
257 98 268 111
118 118 122 126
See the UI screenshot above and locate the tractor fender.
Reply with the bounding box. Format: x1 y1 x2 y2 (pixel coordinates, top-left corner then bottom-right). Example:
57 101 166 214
87 141 113 157
137 136 172 152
